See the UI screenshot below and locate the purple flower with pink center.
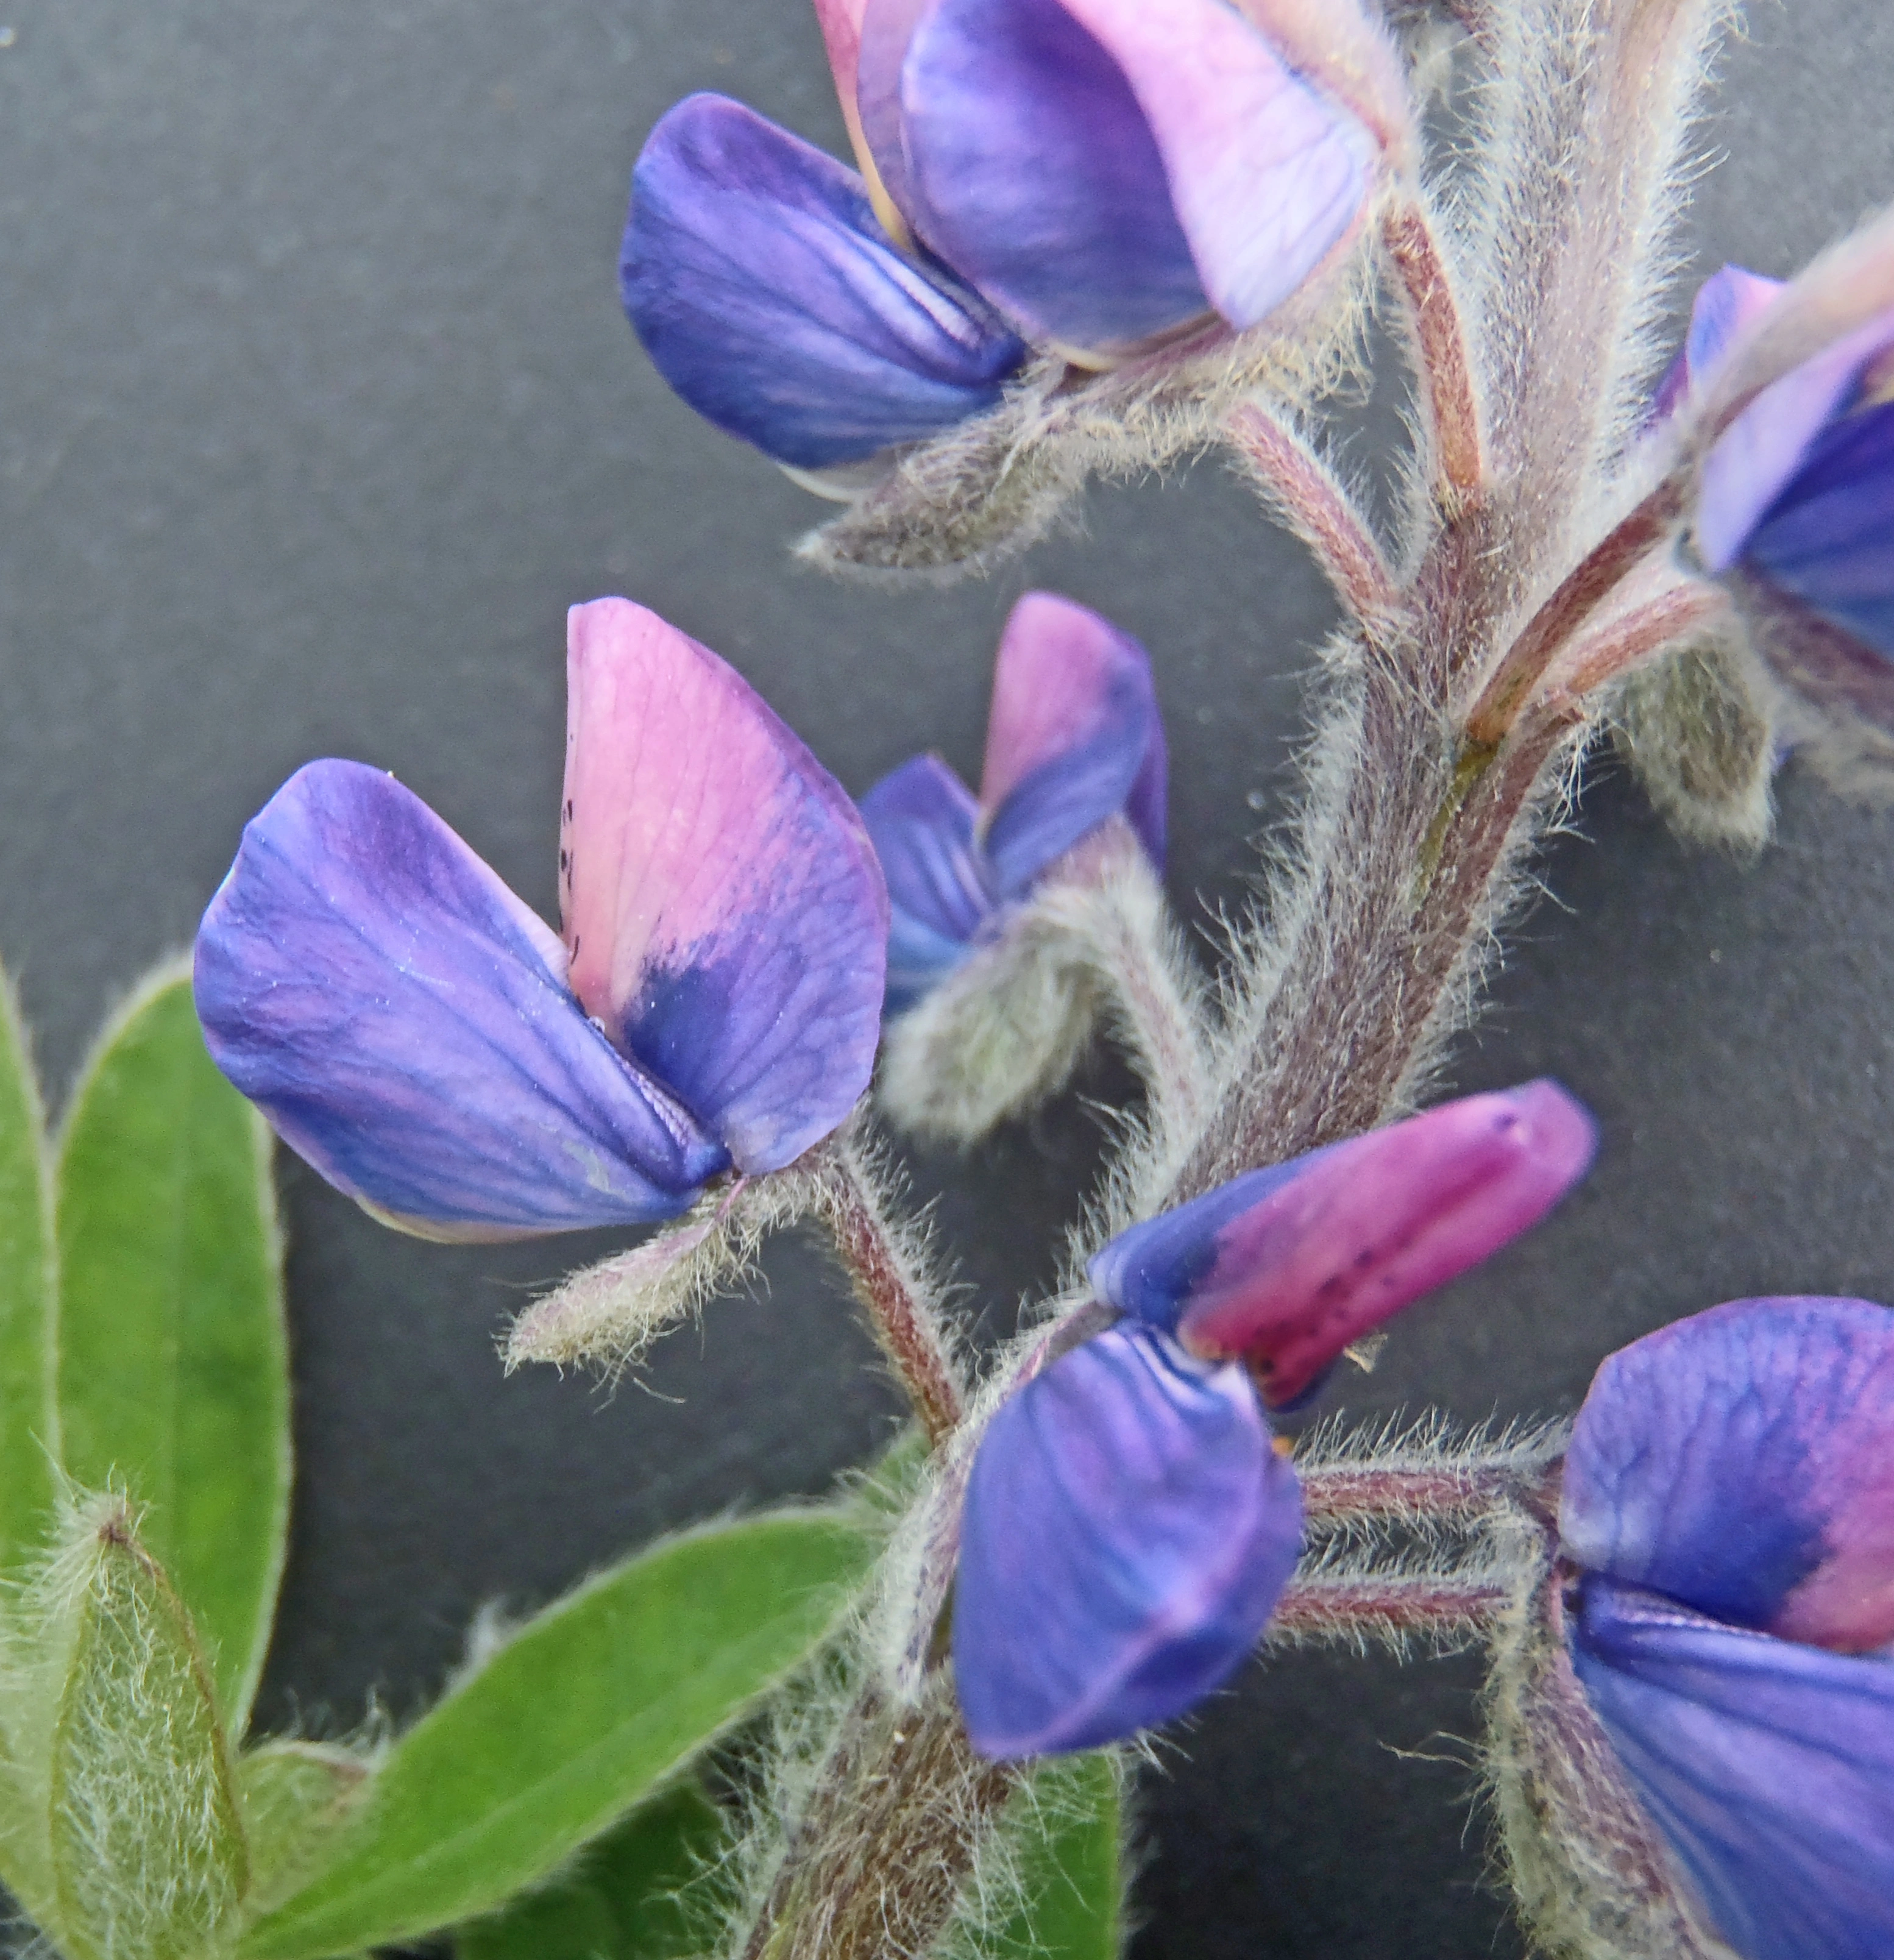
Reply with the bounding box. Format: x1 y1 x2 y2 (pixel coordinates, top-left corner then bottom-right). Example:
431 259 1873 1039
193 598 888 1241
858 591 1164 1012
1557 1296 1894 1960
952 1080 1598 1759
620 0 1384 472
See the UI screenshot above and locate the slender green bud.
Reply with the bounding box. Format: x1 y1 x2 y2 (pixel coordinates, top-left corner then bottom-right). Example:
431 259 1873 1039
44 1491 247 1960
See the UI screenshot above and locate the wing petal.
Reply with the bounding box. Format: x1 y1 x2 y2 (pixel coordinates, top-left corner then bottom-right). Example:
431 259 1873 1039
859 753 991 1011
621 94 1024 470
194 761 724 1240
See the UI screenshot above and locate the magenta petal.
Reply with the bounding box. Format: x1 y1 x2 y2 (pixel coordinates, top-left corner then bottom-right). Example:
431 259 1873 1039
953 1323 1302 1758
561 600 890 1173
1091 1082 1597 1407
977 591 1165 891
194 761 726 1240
1572 1577 1894 1960
1561 1297 1894 1651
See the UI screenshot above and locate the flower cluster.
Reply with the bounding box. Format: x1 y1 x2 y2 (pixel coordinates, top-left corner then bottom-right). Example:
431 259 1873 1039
171 12 1894 1957
620 0 1392 476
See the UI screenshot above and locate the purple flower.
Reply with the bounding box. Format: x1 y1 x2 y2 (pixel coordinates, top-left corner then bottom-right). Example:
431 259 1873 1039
953 1081 1597 1759
1558 1297 1894 1960
194 599 889 1241
858 591 1163 1012
620 0 1383 471
1669 264 1894 668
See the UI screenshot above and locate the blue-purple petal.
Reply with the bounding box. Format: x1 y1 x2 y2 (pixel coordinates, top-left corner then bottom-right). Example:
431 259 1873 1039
895 0 1210 352
620 93 1025 470
952 1323 1302 1758
1561 1297 1894 1649
980 610 1166 897
1745 396 1894 659
859 753 993 1010
194 761 728 1240
1087 1152 1327 1335
1572 1576 1894 1960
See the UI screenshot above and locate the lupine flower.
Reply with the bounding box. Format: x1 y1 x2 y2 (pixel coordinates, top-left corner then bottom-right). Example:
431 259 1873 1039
620 0 1383 473
1667 264 1894 667
953 1081 1597 1759
1557 1296 1894 1960
859 591 1163 1013
194 599 888 1241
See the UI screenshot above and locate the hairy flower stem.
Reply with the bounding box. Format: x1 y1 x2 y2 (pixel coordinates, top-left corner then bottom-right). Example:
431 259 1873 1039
1463 476 1687 745
812 1132 963 1449
1039 834 1214 1174
1383 198 1484 500
1224 404 1402 624
740 1687 1014 1960
753 8 1740 1951
1269 1571 1510 1646
1299 1460 1535 1526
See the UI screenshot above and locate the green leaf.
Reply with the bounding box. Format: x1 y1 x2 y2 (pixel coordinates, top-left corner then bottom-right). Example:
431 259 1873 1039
456 1781 724 1960
0 968 56 1575
47 1491 247 1960
239 1740 377 1919
990 1755 1125 1960
241 1510 873 1960
54 961 288 1735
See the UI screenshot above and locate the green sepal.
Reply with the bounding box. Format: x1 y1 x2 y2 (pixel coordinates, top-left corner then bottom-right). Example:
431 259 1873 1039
456 1781 725 1960
54 961 289 1735
46 1491 249 1960
989 1754 1126 1960
0 966 57 1577
239 1508 874 1959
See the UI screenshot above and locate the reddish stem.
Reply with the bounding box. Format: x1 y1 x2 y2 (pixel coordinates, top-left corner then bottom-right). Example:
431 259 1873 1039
1300 1461 1531 1524
1271 1573 1510 1641
1463 474 1686 744
1547 581 1731 707
815 1137 962 1449
1224 403 1402 623
1383 200 1484 499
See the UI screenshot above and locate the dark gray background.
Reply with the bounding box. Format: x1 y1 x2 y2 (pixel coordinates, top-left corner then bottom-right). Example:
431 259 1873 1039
2 2 1890 1953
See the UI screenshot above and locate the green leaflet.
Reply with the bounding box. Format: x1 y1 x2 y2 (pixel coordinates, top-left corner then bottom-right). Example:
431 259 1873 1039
989 1755 1126 1960
54 962 288 1735
456 1781 725 1960
240 1510 874 1959
47 1494 247 1960
238 1741 378 1920
0 968 55 1577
